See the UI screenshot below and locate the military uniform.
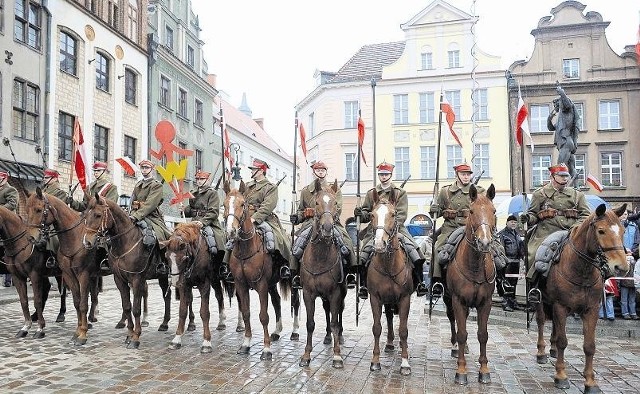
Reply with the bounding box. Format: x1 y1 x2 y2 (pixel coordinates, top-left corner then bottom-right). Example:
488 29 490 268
68 162 119 211
0 172 18 286
130 176 172 242
184 181 226 253
41 169 68 266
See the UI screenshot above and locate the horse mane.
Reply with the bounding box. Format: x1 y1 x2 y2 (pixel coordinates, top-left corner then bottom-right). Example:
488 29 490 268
172 222 203 245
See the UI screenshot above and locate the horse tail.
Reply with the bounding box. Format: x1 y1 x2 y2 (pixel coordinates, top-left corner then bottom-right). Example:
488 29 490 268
223 280 235 305
279 278 292 301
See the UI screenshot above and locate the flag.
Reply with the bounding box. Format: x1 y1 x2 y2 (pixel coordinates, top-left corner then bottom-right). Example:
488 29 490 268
586 173 604 192
636 17 640 67
298 122 308 161
357 116 367 165
73 119 92 190
515 88 535 152
223 127 234 170
116 156 138 176
440 97 462 147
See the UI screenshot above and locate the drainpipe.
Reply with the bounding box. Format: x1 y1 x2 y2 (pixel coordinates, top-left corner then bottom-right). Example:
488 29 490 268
42 0 52 169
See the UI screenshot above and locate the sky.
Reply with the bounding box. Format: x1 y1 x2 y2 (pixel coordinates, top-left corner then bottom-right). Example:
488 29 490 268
190 0 638 156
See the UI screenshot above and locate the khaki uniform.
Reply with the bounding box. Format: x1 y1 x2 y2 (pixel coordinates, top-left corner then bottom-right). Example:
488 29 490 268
431 182 486 278
0 183 18 211
69 177 119 211
130 178 171 242
522 182 590 279
184 186 226 251
42 183 69 254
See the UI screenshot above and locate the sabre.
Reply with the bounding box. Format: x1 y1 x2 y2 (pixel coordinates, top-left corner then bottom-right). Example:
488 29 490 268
2 137 28 197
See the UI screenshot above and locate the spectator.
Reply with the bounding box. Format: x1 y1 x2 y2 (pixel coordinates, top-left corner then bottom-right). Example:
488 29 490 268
621 211 640 259
599 278 618 321
619 255 638 320
497 214 525 311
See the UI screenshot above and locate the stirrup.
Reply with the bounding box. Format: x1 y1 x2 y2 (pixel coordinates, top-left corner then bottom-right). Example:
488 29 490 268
502 281 516 296
358 286 369 300
45 256 57 269
527 288 542 304
345 273 356 289
156 263 168 275
415 282 428 297
292 275 302 289
431 282 444 298
279 266 291 279
100 259 110 271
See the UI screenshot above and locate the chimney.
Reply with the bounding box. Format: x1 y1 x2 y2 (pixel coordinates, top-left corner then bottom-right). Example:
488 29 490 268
206 74 217 88
254 118 264 129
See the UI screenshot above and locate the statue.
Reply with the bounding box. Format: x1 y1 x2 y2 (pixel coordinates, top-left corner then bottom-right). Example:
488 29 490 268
547 84 579 180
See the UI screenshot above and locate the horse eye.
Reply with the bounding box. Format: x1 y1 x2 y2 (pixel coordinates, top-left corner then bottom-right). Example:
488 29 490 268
597 229 605 235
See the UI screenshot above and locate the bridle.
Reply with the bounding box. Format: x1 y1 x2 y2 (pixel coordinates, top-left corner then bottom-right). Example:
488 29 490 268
372 201 399 255
464 216 496 253
225 197 255 241
83 203 137 245
311 193 339 242
167 234 200 279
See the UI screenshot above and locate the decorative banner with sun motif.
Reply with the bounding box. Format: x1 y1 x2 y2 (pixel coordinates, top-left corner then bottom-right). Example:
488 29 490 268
149 120 194 205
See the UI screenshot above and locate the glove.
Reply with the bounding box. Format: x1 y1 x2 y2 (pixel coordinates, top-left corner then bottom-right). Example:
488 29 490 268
65 196 74 205
129 215 137 223
354 206 362 218
519 214 528 224
303 208 314 219
289 214 299 225
429 204 439 214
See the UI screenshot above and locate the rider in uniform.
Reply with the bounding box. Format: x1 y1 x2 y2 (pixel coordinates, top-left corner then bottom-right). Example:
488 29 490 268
40 169 69 268
354 161 428 300
520 163 590 303
0 171 18 286
67 161 119 211
429 162 485 298
290 161 356 289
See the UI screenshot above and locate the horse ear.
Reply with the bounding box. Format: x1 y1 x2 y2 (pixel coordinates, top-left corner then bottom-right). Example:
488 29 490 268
469 184 478 202
35 186 42 199
486 184 495 201
595 203 607 217
613 203 627 218
223 180 230 194
372 188 379 204
331 179 338 193
239 180 246 194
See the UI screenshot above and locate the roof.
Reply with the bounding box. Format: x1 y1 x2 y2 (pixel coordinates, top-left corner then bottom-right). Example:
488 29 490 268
327 41 406 84
0 159 43 182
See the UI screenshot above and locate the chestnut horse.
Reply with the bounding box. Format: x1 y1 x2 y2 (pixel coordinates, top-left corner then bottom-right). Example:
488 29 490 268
82 195 172 349
298 179 347 368
223 180 291 360
444 184 496 385
160 222 234 352
534 203 628 393
366 187 415 375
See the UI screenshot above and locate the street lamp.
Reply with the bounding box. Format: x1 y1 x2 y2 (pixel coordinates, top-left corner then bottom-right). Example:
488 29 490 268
118 194 131 210
229 143 242 181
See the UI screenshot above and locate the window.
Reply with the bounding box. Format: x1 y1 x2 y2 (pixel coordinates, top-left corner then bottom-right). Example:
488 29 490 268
95 52 109 92
345 153 356 181
600 152 622 186
308 112 315 137
165 25 174 50
394 147 409 181
598 100 620 130
445 90 461 119
563 59 579 79
574 153 586 187
344 101 358 129
124 135 137 164
420 51 433 70
94 124 109 163
531 154 552 187
187 45 195 69
420 146 436 180
178 141 188 162
476 89 488 121
472 144 490 176
178 88 187 117
447 50 460 68
419 92 434 124
58 112 74 161
446 145 463 178
14 0 41 49
194 149 203 172
160 76 170 107
575 102 584 131
12 79 39 141
127 4 138 41
59 31 77 75
393 94 409 125
194 99 203 126
0 0 4 33
107 0 118 29
529 104 550 133
124 69 137 105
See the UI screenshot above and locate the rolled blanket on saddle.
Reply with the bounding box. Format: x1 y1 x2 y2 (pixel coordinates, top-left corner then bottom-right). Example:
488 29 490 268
437 226 507 270
534 230 569 277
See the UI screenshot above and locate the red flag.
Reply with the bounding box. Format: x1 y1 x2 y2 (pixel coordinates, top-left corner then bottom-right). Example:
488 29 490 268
636 20 640 67
515 88 534 152
357 116 367 165
223 127 234 170
115 156 139 176
73 119 91 190
298 122 308 161
440 97 462 147
586 173 604 192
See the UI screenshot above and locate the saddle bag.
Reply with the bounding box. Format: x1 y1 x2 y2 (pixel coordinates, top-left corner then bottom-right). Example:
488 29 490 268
397 233 420 264
332 227 350 256
534 230 569 277
437 227 465 266
256 222 275 252
292 226 312 259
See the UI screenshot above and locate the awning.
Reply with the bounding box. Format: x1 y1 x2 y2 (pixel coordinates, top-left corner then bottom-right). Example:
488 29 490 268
0 159 43 182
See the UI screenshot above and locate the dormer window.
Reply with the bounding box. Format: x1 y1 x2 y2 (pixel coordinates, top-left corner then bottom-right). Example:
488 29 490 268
563 58 579 79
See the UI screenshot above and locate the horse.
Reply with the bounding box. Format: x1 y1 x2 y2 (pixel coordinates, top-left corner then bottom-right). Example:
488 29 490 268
82 194 172 349
159 222 234 352
222 180 291 360
298 179 347 368
443 183 496 385
534 203 629 393
366 187 415 375
25 188 100 345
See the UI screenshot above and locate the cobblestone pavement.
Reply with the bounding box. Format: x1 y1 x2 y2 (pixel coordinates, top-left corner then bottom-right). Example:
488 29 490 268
0 278 639 393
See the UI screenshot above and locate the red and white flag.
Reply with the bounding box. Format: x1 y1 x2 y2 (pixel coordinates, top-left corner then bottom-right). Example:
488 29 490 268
223 127 234 171
636 19 640 67
298 122 308 162
586 173 604 192
357 116 367 165
440 96 462 147
115 156 139 176
73 119 92 190
515 88 535 152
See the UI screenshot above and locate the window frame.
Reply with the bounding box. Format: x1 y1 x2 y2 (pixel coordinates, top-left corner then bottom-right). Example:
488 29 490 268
531 154 552 188
598 100 621 130
12 78 39 142
600 151 623 187
345 152 356 181
178 87 188 118
447 49 460 68
124 68 137 105
420 145 436 180
94 124 109 163
529 104 551 133
95 52 110 92
472 143 490 176
420 51 433 70
419 92 435 124
194 99 203 126
59 31 77 75
344 101 358 129
445 90 461 120
160 75 171 108
124 135 137 166
476 89 488 121
394 147 410 181
187 45 195 69
58 111 74 161
393 94 409 125
446 145 463 178
562 58 580 79
165 25 174 51
14 0 42 50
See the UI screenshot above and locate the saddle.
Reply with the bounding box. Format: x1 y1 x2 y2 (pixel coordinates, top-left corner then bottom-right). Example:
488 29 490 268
437 226 507 270
534 230 569 277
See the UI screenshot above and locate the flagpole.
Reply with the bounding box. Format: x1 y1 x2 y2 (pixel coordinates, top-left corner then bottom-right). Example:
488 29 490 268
219 104 225 186
371 78 377 188
69 119 79 194
291 111 299 318
355 108 363 327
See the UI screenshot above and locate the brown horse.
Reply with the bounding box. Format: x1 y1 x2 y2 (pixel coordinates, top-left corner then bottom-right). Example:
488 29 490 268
82 194 172 349
534 203 628 393
159 222 234 352
443 183 496 385
366 187 415 375
25 188 99 345
223 180 291 360
298 179 347 368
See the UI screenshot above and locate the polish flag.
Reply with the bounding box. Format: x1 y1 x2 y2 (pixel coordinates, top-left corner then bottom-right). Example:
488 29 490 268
586 173 604 192
73 119 92 190
298 122 308 162
441 97 462 147
357 116 367 165
116 156 139 176
515 88 535 152
223 127 234 170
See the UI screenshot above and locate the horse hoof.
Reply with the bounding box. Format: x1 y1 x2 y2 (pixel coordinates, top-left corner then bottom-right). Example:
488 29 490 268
454 372 468 385
451 349 458 358
88 316 97 323
537 354 548 364
270 333 280 342
550 349 557 359
87 323 93 330
554 378 570 389
299 358 310 367
260 351 273 361
323 335 332 345
201 346 212 354
169 343 181 350
384 344 394 353
216 324 226 331
115 322 126 329
400 366 411 376
75 337 87 346
236 325 244 333
124 336 131 345
32 331 45 339
141 321 149 328
158 324 169 332
584 385 602 394
478 372 491 384
332 359 344 369
127 340 140 349
237 345 250 355
187 323 196 332
16 330 28 338
56 314 65 323
290 332 299 341
370 362 381 371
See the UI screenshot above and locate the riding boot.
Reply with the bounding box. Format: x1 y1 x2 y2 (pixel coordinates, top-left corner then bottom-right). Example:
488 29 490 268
413 264 428 297
219 263 233 283
291 270 302 289
431 277 444 298
358 265 369 300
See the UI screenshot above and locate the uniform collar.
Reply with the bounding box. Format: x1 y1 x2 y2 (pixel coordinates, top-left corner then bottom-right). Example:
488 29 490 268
450 181 472 193
542 182 572 197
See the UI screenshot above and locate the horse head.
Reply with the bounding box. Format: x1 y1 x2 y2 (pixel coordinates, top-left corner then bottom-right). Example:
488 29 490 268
83 193 114 248
371 188 398 253
160 222 202 284
466 184 496 253
584 203 629 278
223 180 248 242
313 179 339 239
25 187 56 248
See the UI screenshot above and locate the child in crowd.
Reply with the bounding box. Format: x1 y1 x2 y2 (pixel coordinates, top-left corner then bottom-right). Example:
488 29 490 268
619 255 638 319
599 277 618 321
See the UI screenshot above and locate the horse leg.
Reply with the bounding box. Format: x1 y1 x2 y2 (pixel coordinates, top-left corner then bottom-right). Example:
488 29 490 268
552 304 570 389
199 282 212 353
452 297 469 385
31 277 51 322
476 298 492 384
582 307 600 393
74 272 91 345
169 285 190 350
88 276 99 323
157 276 171 331
55 276 66 323
329 291 344 369
236 289 252 354
213 279 226 330
299 290 316 367
290 288 300 341
141 281 149 327
384 304 395 352
187 292 196 332
535 302 548 364
322 297 332 345
268 286 282 342
258 285 272 360
113 275 133 341
398 297 411 376
444 294 458 358
127 278 145 349
14 276 33 338
369 295 383 371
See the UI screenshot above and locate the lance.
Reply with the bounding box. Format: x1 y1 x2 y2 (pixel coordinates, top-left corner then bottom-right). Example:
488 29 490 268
339 178 347 188
2 138 28 197
219 105 226 186
399 174 411 188
428 92 446 320
355 109 363 327
291 113 300 317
